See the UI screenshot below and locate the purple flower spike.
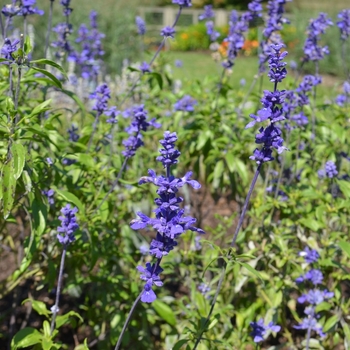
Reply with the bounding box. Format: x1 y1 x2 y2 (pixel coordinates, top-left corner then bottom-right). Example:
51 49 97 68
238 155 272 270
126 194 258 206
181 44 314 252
172 0 192 7
57 204 79 245
105 106 120 124
133 131 204 303
1 38 20 61
248 43 288 164
90 83 111 114
135 16 146 35
139 61 151 73
160 26 175 38
337 9 350 41
199 5 215 21
174 95 197 112
250 318 281 343
122 105 160 158
318 161 338 179
299 247 320 263
303 13 333 62
205 21 220 42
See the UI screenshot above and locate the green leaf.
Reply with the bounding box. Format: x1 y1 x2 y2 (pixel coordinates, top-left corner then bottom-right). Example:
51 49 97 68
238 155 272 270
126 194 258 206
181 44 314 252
173 339 189 350
42 320 51 337
30 67 62 89
30 59 68 79
339 241 350 259
56 311 84 329
153 300 176 326
55 189 84 214
225 152 235 173
74 339 90 350
2 158 16 219
61 89 85 113
0 58 9 63
323 314 340 332
337 179 350 199
27 100 52 120
150 72 163 89
32 199 47 236
12 143 25 180
235 261 265 285
299 217 322 231
22 299 50 317
213 159 224 188
24 36 32 55
11 327 42 349
42 338 54 350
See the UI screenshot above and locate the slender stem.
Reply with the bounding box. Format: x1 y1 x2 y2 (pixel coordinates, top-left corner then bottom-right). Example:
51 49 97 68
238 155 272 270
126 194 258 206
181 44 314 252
23 16 27 40
119 6 183 108
238 73 260 117
114 292 142 350
230 164 262 247
193 164 262 349
44 0 55 58
93 157 129 214
211 68 226 115
0 13 4 40
50 245 67 334
4 17 10 39
87 112 101 152
192 263 226 350
14 67 22 125
9 65 14 101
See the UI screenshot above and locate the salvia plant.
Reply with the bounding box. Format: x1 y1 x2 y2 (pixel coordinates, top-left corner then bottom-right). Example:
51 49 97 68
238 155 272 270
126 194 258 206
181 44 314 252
0 0 349 349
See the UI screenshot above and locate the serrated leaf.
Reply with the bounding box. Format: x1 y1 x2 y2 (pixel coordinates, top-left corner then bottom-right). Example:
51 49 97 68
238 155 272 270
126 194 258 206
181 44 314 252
55 189 84 214
11 327 42 349
153 300 176 326
30 67 62 89
2 158 16 219
12 143 25 180
339 241 350 259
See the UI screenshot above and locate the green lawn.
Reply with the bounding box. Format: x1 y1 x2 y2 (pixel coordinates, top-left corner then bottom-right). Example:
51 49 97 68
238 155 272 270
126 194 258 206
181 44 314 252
155 51 341 99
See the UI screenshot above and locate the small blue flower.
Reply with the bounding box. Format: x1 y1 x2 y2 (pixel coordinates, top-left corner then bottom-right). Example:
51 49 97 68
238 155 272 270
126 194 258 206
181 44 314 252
299 247 320 263
174 95 197 112
135 16 146 35
160 26 175 38
57 204 79 245
250 318 281 343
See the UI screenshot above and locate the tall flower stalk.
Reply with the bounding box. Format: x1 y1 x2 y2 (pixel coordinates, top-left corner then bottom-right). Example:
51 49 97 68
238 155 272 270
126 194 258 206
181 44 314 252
119 1 187 108
114 131 203 349
50 204 79 334
193 43 288 349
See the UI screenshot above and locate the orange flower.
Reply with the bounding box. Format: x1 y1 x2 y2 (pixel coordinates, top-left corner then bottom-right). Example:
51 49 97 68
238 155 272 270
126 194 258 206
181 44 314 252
181 33 189 40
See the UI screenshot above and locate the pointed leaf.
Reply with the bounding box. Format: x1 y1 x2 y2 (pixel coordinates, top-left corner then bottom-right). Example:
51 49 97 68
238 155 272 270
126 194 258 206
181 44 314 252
153 300 176 326
31 59 68 79
236 261 265 285
12 143 26 180
2 158 16 219
339 241 350 259
11 328 42 349
55 189 84 214
22 299 50 317
30 67 62 89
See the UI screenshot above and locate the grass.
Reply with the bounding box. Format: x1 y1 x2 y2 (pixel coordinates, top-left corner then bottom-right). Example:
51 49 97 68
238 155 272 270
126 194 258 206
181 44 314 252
152 50 342 99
